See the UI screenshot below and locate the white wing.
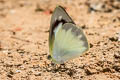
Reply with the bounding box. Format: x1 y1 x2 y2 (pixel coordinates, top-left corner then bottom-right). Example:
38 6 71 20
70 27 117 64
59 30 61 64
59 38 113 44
52 23 89 64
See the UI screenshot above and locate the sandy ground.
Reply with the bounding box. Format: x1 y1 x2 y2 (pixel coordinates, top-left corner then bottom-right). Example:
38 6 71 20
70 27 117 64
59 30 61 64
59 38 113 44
0 0 120 80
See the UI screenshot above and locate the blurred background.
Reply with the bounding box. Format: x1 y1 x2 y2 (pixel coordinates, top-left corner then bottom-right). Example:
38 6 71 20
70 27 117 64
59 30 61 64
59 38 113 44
0 0 120 80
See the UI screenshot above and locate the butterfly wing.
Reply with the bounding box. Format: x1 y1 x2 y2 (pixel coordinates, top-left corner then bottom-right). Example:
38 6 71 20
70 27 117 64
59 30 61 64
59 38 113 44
49 6 74 56
49 6 89 64
52 23 89 64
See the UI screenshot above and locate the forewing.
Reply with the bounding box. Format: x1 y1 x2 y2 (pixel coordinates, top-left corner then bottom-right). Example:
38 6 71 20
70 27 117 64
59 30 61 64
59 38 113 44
49 6 74 55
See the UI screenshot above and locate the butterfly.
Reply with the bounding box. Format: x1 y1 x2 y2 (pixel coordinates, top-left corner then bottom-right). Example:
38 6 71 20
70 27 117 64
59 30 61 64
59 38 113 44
49 6 89 64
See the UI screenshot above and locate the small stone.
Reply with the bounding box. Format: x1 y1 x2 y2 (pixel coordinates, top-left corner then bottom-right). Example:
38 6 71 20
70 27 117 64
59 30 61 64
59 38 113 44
16 70 21 73
114 52 120 58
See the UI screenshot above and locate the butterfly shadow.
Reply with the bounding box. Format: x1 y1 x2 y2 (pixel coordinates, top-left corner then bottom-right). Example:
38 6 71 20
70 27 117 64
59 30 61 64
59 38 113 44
44 62 76 77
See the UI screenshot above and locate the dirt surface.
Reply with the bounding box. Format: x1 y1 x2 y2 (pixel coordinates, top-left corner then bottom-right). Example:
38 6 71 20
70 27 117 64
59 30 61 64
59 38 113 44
0 0 120 80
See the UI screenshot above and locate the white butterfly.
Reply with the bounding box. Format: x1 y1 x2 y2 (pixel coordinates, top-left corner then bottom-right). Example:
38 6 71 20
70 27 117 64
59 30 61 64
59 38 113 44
49 6 89 64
